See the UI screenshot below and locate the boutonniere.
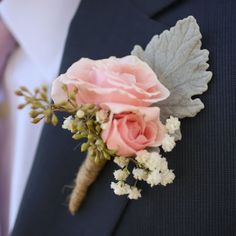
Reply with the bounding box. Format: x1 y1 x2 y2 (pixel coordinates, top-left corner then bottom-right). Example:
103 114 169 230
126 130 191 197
16 16 212 214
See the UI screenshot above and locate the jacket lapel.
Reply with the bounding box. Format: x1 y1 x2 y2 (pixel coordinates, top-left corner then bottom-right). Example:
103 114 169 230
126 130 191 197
12 0 178 235
130 0 178 16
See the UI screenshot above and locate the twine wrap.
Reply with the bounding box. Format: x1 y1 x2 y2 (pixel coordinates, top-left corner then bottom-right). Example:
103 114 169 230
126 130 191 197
69 155 106 214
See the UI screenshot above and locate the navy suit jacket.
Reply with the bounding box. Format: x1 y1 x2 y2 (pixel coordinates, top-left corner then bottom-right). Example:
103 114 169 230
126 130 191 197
12 0 236 235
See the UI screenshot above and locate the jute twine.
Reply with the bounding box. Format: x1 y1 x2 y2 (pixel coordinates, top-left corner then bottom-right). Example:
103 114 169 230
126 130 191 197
69 155 107 214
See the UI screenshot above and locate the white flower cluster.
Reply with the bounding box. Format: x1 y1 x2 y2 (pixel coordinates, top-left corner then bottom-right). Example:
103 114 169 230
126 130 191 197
134 150 175 187
114 169 129 181
110 182 141 199
161 116 181 152
162 134 176 152
62 108 87 132
113 156 130 168
165 116 180 134
111 159 141 199
111 150 175 199
62 116 74 131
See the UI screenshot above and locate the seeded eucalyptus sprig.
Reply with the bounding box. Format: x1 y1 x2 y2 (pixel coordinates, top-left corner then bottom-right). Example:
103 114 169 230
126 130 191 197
15 85 79 126
15 84 117 214
15 85 116 162
66 105 117 214
65 104 116 162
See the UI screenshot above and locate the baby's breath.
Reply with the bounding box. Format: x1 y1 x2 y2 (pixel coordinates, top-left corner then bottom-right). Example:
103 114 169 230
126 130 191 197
111 150 175 199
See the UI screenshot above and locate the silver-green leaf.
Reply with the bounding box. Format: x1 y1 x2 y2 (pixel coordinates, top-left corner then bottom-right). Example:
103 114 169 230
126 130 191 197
131 16 212 120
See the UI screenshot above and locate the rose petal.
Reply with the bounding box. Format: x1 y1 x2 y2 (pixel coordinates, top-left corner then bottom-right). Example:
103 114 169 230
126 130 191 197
51 55 170 107
51 75 69 104
105 119 136 156
100 103 161 122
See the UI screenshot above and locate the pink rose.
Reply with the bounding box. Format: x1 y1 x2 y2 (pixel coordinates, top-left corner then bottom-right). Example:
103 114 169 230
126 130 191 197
101 103 166 157
51 56 169 107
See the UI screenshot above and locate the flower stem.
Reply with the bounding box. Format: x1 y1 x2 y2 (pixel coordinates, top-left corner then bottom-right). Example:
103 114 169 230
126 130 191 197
69 154 107 214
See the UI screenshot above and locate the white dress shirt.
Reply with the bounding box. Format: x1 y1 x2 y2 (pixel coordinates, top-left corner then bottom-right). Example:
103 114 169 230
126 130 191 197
0 0 81 235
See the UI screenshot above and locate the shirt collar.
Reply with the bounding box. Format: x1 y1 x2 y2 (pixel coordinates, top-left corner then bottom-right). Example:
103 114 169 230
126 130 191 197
0 0 81 81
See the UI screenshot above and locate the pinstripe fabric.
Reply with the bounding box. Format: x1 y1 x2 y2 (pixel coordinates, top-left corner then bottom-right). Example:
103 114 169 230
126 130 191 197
114 1 236 235
12 0 235 235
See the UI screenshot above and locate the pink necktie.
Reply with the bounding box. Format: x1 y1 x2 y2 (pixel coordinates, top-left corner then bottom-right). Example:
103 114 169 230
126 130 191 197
0 18 17 114
0 18 17 236
0 19 16 77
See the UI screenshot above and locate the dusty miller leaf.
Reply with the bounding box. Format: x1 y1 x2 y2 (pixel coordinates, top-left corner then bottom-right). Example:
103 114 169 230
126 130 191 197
131 16 212 121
